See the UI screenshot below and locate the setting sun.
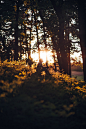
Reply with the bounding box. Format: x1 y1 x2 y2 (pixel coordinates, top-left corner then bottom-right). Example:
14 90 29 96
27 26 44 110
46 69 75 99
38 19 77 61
32 50 54 63
40 51 54 63
40 51 47 63
31 50 54 63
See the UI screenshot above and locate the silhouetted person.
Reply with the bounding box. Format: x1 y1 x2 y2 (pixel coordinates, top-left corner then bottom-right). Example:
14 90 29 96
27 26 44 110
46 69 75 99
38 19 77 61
37 59 43 67
36 59 43 74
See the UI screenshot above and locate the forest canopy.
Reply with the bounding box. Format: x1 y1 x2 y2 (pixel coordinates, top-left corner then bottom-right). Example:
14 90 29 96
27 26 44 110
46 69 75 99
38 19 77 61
0 0 86 81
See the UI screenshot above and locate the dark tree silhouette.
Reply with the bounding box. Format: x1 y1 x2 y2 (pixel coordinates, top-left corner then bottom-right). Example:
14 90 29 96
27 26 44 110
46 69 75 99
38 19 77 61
78 0 86 81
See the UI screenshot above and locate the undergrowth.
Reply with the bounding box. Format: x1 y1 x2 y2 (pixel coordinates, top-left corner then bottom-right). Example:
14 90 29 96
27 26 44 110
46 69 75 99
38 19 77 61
0 60 86 129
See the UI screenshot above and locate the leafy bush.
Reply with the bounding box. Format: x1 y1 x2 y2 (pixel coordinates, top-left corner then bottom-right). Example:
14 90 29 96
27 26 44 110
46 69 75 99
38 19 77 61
0 60 86 129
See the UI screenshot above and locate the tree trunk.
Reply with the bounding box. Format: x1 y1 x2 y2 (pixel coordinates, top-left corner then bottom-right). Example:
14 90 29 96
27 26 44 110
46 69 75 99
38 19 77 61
52 36 62 71
68 47 71 76
14 1 19 61
78 0 86 81
67 20 71 76
59 19 68 74
50 0 69 74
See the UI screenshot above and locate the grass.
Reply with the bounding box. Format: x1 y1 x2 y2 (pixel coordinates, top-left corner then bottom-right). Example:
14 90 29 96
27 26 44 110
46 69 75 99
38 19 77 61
72 74 84 81
71 71 84 81
71 64 84 80
0 60 86 129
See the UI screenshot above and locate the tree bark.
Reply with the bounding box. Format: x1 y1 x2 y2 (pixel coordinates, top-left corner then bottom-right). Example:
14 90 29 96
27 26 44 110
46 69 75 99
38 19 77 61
59 19 68 74
67 20 71 76
78 0 86 81
14 1 19 61
50 0 69 74
52 36 62 71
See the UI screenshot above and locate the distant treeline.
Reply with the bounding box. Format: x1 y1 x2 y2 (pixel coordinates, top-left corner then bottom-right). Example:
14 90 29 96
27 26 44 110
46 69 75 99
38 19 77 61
71 64 83 71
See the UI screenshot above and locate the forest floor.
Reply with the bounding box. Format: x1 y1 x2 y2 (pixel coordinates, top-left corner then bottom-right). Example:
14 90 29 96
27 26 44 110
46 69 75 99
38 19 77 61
0 60 86 129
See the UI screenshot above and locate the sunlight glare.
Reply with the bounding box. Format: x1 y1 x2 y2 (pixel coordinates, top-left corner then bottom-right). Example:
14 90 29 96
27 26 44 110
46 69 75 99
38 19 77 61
23 50 54 63
40 51 47 63
40 51 54 63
